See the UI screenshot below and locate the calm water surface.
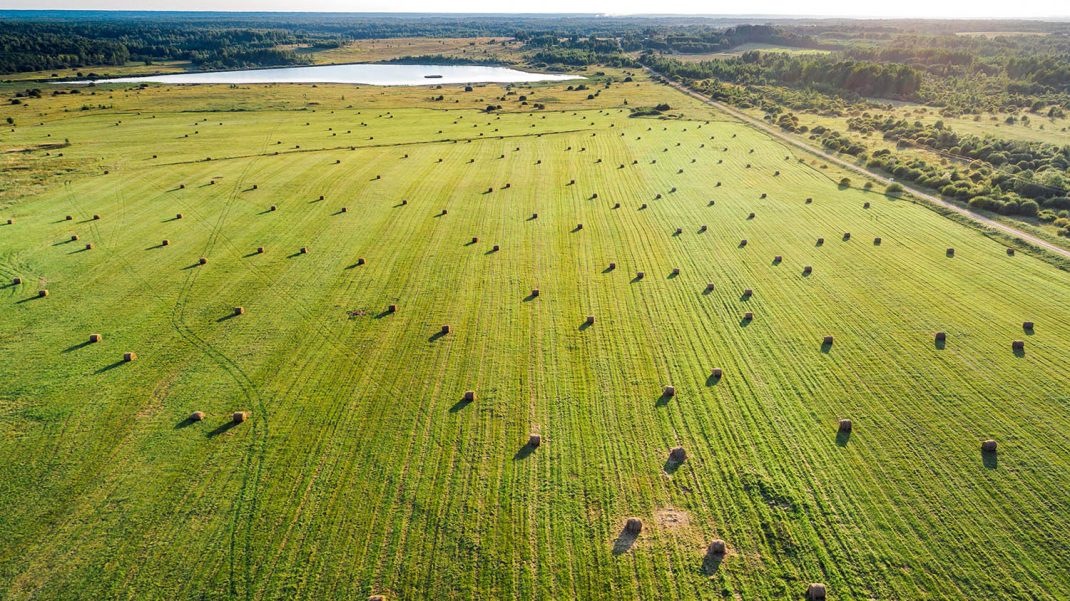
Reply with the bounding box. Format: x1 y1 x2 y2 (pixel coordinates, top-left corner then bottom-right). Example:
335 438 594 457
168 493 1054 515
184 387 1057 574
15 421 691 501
77 63 585 86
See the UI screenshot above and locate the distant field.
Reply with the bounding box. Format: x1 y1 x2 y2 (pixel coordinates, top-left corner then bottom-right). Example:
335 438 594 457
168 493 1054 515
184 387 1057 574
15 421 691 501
2 60 192 82
2 74 1070 600
670 44 831 62
303 37 523 65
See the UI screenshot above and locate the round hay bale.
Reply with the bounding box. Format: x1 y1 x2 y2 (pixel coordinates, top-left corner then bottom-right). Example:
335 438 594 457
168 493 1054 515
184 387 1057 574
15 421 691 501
806 583 827 600
463 390 475 402
608 262 616 270
805 198 813 204
441 209 448 215
663 385 675 397
743 311 753 320
803 265 812 274
839 419 852 432
71 234 79 241
388 304 398 313
93 214 101 221
162 239 170 246
531 288 540 297
493 244 500 252
708 200 716 206
234 306 245 316
356 258 365 265
640 203 648 210
199 257 208 265
843 232 851 241
675 227 683 235
636 271 645 280
743 288 753 297
401 199 408 205
671 268 680 276
711 367 723 378
300 247 309 254
66 215 73 221
270 205 277 212
190 411 205 422
531 213 538 219
12 277 22 285
123 352 137 362
1023 321 1034 330
6 218 13 225
38 289 48 297
441 324 451 335
816 237 824 245
576 224 583 231
740 239 748 247
699 225 708 233
529 434 541 447
176 213 183 219
946 248 955 257
232 411 248 424
823 335 834 345
340 207 348 213
874 237 882 245
981 439 997 453
935 331 946 341
614 202 621 209
863 201 870 209
1007 248 1015 256
85 243 93 250
774 255 782 263
1012 340 1024 351
256 246 264 254
707 539 726 555
706 283 715 292
669 446 686 462
625 518 642 534
586 315 595 325
89 333 103 343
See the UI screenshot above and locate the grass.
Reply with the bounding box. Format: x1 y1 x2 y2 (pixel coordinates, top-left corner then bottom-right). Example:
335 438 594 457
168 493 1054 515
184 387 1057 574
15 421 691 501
2 77 1070 600
667 44 831 62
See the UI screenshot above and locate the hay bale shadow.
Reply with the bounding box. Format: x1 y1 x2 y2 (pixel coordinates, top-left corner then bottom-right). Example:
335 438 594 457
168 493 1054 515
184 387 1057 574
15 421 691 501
63 340 93 353
739 317 752 327
1013 348 1026 358
667 271 678 279
147 243 169 250
701 551 724 575
663 458 682 474
836 430 852 447
701 287 713 296
216 313 238 323
182 262 202 270
484 248 498 255
578 320 592 332
655 392 672 407
448 396 472 413
174 416 198 429
69 247 89 254
207 421 239 437
935 339 946 350
16 295 44 304
375 310 393 319
94 359 127 374
513 443 535 461
612 528 638 556
428 330 447 343
820 341 833 354
286 252 303 259
1024 325 1035 336
602 266 615 274
983 452 998 470
706 373 721 386
523 293 538 302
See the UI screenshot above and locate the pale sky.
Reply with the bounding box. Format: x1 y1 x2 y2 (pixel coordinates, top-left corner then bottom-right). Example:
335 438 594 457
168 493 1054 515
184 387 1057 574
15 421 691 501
1 0 1068 19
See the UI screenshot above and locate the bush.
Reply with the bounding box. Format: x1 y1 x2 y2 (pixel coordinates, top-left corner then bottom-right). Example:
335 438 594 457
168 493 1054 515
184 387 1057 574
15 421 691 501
885 182 904 195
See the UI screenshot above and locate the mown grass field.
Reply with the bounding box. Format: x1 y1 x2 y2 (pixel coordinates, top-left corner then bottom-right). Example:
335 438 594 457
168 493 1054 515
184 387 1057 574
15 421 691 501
2 77 1070 600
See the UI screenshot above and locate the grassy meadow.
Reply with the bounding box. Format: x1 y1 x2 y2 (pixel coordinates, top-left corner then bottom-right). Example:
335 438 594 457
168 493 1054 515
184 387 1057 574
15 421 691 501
2 77 1070 600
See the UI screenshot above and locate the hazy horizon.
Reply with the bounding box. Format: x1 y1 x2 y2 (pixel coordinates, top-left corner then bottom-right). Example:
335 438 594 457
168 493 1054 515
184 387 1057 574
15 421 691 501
1 3 1068 20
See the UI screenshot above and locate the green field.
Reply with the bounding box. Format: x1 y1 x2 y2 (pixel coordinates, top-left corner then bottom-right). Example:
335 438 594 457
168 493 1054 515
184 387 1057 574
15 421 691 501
2 80 1070 600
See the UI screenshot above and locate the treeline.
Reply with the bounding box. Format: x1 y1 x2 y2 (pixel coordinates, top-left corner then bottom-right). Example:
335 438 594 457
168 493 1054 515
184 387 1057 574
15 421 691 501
805 114 1070 217
0 22 311 73
643 52 923 100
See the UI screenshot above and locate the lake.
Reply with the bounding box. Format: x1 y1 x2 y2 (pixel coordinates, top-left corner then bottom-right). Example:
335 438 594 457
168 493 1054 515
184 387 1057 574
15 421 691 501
74 63 585 86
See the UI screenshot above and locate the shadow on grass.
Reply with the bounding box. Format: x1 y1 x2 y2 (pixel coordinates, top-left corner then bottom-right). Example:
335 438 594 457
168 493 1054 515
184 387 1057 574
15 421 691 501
1013 348 1026 358
513 443 535 461
16 295 45 304
216 313 238 323
63 340 92 353
448 397 472 413
663 459 682 475
578 321 592 332
983 452 998 470
701 551 724 575
612 529 638 556
820 342 833 354
95 359 126 374
207 421 239 437
935 339 946 351
706 373 721 386
174 416 198 430
836 430 852 447
523 293 537 302
655 392 672 408
428 330 447 343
